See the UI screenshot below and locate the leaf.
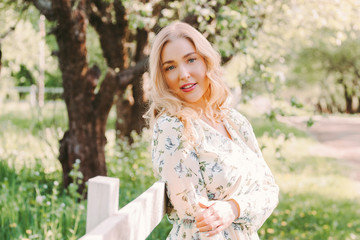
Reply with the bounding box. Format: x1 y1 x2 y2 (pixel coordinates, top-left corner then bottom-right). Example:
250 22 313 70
306 117 314 128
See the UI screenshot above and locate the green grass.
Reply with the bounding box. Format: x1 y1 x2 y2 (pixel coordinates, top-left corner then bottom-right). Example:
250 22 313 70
251 117 309 138
0 101 359 239
0 158 86 240
262 192 360 239
0 101 68 133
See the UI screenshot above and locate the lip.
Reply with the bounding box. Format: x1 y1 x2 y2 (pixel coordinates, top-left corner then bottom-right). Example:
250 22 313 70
180 83 197 92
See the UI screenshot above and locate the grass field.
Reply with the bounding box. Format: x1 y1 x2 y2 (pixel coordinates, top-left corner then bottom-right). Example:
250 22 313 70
0 101 359 239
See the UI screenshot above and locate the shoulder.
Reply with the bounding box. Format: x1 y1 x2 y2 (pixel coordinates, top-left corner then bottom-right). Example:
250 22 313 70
153 114 185 135
228 108 250 126
228 108 261 152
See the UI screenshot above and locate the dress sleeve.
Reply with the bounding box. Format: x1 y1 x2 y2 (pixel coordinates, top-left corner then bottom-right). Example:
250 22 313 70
229 110 279 232
151 115 208 220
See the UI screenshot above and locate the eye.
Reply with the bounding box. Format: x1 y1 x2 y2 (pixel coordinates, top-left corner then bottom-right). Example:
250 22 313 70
188 58 196 63
165 65 175 71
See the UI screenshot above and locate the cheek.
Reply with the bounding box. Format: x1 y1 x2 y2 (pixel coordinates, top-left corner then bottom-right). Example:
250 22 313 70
203 76 210 90
165 74 178 91
198 66 208 85
197 62 207 80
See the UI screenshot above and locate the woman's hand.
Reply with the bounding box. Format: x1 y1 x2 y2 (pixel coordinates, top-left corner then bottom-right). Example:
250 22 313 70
195 199 240 237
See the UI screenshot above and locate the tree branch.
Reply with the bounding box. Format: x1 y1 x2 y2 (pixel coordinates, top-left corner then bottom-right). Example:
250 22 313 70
94 69 117 124
117 57 148 88
25 0 55 20
87 0 111 23
114 0 127 30
134 28 148 62
86 0 127 69
0 49 2 73
0 26 16 43
94 57 148 122
0 4 29 43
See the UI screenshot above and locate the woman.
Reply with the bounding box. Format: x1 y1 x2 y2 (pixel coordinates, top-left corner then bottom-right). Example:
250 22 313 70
145 22 279 239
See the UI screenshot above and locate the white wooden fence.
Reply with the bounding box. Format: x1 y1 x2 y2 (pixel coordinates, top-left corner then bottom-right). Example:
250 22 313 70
79 176 167 240
10 86 63 106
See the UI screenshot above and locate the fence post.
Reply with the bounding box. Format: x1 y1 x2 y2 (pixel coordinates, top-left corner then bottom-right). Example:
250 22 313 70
30 85 37 107
85 176 120 233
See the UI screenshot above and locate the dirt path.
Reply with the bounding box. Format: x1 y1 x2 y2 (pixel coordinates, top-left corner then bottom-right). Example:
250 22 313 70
277 115 360 182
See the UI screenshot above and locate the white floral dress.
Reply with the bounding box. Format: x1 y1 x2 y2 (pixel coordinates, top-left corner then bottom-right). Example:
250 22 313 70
151 109 279 240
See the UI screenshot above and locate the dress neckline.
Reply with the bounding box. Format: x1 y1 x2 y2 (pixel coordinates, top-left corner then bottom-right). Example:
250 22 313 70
198 118 234 142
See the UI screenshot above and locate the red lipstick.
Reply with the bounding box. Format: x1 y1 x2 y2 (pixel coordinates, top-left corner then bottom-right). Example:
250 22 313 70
180 83 197 92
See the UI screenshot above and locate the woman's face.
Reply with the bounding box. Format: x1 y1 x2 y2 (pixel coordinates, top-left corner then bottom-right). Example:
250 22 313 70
161 38 209 108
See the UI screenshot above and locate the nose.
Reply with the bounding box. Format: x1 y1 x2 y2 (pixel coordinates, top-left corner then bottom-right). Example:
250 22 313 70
179 64 190 80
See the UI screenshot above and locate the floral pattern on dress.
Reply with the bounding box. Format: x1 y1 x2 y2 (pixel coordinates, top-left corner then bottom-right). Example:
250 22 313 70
151 109 279 240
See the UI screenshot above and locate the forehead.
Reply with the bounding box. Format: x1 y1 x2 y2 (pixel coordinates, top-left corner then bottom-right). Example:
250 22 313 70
161 38 196 62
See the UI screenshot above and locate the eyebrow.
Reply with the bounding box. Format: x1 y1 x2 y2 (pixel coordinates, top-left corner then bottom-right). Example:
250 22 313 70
162 52 197 66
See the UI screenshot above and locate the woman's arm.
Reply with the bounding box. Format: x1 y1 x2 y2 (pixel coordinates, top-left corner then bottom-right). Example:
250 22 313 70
229 109 279 232
152 115 208 220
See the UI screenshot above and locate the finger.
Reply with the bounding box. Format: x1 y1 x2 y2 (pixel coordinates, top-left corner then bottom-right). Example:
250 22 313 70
198 220 221 233
197 224 212 232
195 211 215 228
199 199 214 208
206 223 226 237
195 206 214 222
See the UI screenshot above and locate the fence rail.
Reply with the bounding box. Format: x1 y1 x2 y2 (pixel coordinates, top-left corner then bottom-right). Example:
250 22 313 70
79 176 166 240
5 86 63 105
13 86 64 93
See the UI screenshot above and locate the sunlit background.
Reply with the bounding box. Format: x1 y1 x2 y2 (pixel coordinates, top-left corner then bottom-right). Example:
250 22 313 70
0 0 359 239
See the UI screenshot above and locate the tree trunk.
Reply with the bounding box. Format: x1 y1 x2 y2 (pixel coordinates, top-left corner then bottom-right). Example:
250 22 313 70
115 88 133 139
53 0 108 191
29 0 148 193
0 48 2 76
130 80 147 133
343 83 353 113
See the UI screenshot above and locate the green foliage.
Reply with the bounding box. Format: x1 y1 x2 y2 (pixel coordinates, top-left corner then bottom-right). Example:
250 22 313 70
0 158 87 240
0 5 61 100
124 0 268 60
251 117 308 139
290 29 360 112
0 101 67 134
290 96 304 109
11 64 36 86
306 117 314 128
223 0 360 114
106 130 156 206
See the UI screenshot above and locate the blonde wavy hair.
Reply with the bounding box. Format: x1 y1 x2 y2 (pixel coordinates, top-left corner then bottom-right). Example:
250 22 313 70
145 22 232 139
